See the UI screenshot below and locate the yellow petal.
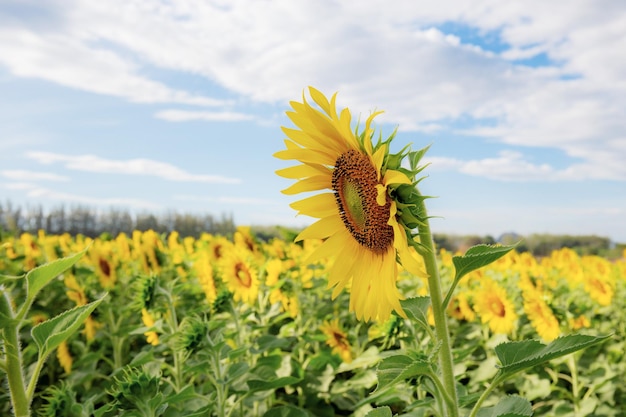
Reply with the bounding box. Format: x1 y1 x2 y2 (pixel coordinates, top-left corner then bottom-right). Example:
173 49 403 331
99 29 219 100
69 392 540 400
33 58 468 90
275 164 329 179
308 86 331 114
376 184 387 206
281 175 331 195
383 169 411 186
371 145 386 178
305 228 351 264
274 147 336 166
295 215 344 241
290 193 337 218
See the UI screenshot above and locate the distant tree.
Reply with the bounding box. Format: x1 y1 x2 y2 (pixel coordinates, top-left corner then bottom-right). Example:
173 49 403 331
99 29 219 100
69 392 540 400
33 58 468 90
136 213 161 233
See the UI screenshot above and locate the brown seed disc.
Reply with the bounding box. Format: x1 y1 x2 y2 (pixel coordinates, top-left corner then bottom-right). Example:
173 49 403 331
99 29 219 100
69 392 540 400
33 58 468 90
332 149 393 254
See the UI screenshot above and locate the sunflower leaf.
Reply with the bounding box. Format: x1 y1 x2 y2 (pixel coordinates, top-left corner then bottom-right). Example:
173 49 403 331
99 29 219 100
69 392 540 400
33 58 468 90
492 395 533 416
263 405 312 417
32 294 106 359
400 297 431 331
452 243 518 283
374 353 431 393
247 376 302 393
26 248 88 304
364 407 393 417
495 334 610 376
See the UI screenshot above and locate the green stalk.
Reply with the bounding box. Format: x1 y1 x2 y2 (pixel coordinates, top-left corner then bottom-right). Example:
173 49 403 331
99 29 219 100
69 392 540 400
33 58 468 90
468 373 507 417
1 291 30 417
163 291 183 391
415 197 459 417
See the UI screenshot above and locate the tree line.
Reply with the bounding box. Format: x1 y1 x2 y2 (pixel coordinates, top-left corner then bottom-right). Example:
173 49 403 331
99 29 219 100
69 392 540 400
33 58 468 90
0 201 236 239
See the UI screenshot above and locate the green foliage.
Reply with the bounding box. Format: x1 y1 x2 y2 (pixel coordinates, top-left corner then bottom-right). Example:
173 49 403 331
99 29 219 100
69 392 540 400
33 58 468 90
26 248 87 304
32 296 106 360
476 396 533 417
452 243 518 283
495 334 611 376
1 231 623 416
374 353 431 393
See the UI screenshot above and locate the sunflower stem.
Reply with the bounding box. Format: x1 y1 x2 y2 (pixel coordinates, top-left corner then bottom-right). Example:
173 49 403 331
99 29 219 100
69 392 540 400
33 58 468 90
415 197 459 417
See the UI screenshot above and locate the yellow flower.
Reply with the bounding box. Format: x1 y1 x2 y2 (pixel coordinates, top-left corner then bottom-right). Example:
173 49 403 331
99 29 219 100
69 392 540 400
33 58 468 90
448 293 476 322
320 319 352 363
218 246 259 305
90 241 118 289
195 251 218 304
584 275 613 306
274 87 426 322
57 341 73 374
265 258 283 287
141 308 159 346
568 315 590 331
523 292 560 341
582 255 615 306
472 279 518 335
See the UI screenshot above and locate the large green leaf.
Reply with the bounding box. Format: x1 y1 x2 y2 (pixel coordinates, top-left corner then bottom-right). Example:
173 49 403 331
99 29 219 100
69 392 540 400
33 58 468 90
247 376 301 393
452 244 517 282
26 248 88 303
495 334 610 376
492 395 533 416
32 294 106 358
375 353 431 392
263 405 312 417
364 406 392 417
399 296 431 330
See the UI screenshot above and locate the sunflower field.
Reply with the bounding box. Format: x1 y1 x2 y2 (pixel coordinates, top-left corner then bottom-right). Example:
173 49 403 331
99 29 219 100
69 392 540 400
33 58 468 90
0 227 624 417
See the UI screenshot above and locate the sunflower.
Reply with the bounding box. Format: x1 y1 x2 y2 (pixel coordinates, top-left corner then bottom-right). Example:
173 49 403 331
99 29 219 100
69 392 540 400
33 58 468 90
472 279 518 335
141 308 160 346
320 319 352 363
523 292 560 341
56 341 73 374
274 87 428 322
218 246 260 305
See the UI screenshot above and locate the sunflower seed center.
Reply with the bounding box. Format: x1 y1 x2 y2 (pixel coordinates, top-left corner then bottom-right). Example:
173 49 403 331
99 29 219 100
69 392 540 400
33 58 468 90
332 149 394 254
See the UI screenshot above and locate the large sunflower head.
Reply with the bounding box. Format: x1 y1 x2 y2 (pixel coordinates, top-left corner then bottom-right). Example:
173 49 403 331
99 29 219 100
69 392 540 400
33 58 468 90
274 87 429 322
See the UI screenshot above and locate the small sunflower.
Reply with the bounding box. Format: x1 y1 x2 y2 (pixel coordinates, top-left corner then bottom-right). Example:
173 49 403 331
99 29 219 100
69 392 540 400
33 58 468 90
141 308 159 346
523 292 560 341
57 341 73 374
320 319 352 363
472 279 518 335
275 87 428 322
218 246 259 305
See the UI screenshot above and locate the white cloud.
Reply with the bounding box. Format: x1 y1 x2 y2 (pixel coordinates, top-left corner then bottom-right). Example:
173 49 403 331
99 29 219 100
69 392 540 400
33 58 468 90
173 194 277 205
425 149 626 182
155 109 255 122
1 182 161 210
1 0 626 182
25 151 242 184
30 188 161 210
0 28 227 106
2 182 38 190
1 169 69 182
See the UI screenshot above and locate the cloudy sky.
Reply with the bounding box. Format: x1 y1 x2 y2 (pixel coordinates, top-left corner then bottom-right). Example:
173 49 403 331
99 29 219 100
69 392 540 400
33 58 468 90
1 0 625 242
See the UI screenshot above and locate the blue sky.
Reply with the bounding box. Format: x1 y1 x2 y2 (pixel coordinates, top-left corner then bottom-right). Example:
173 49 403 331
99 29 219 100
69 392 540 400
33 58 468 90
1 1 625 242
